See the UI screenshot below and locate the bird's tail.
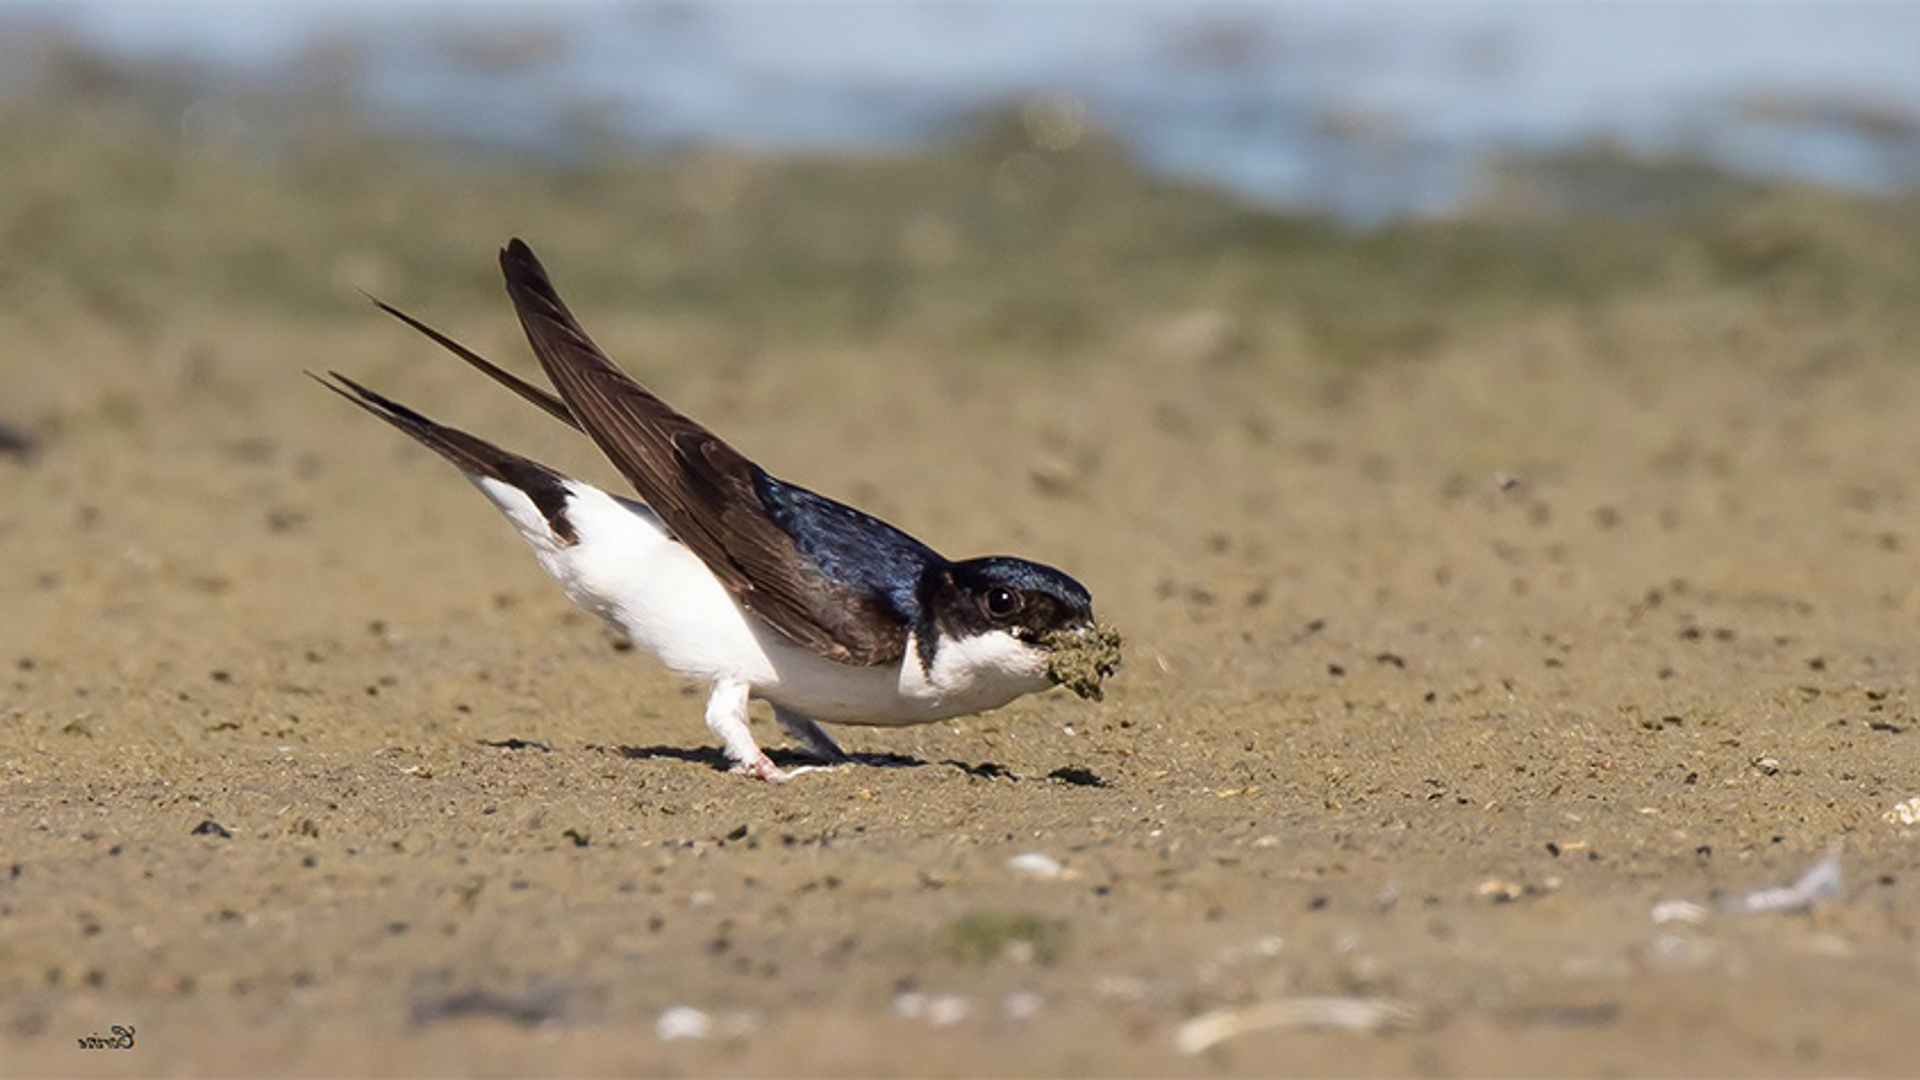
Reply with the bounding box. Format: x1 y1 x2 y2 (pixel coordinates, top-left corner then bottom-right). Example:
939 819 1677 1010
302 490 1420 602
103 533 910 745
311 370 582 545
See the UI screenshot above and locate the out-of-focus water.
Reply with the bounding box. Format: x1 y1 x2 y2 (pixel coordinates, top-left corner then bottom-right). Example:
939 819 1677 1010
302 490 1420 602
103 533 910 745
20 1 1920 222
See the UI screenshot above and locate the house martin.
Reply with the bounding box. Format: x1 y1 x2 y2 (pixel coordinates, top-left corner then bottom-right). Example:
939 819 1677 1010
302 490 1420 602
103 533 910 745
317 239 1119 780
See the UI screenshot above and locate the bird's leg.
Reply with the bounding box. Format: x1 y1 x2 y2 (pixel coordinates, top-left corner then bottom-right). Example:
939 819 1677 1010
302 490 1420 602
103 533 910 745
773 705 851 765
704 678 786 782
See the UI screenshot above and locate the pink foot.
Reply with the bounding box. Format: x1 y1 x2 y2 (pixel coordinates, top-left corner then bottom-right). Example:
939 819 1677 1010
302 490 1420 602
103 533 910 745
731 753 792 783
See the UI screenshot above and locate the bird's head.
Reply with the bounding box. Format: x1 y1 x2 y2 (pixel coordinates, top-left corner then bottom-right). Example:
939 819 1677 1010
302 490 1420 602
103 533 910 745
920 557 1121 699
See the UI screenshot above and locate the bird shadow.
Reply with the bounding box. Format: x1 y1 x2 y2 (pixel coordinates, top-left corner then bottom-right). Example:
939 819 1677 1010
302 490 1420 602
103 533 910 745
592 742 1107 785
595 743 734 771
597 743 926 774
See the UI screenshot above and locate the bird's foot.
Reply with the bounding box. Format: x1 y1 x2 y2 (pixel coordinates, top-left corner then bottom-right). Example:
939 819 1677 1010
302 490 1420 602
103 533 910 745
731 752 793 783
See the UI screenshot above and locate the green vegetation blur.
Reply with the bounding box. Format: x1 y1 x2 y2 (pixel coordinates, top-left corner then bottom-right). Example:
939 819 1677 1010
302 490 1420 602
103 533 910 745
5 28 1920 368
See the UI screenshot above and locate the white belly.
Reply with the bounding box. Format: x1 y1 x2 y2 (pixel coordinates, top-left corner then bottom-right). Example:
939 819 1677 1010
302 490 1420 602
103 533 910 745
472 476 1052 726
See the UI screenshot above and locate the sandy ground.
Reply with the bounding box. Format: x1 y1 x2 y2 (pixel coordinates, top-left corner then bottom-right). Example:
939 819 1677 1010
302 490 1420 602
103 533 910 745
6 269 1920 1077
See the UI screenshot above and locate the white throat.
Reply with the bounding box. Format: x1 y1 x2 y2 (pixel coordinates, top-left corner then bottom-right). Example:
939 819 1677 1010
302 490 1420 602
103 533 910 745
895 626 1054 717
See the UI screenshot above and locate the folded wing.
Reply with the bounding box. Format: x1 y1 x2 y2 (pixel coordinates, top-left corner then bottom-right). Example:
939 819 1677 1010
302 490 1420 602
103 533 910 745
497 238 918 666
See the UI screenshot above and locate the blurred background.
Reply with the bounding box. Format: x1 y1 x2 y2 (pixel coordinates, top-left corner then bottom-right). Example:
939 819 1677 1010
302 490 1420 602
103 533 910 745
0 1 1914 381
0 0 1912 315
5 0 1920 341
13 0 1920 223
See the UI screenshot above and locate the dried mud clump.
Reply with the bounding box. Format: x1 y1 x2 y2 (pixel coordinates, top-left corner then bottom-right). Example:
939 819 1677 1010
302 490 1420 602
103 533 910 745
1042 622 1123 700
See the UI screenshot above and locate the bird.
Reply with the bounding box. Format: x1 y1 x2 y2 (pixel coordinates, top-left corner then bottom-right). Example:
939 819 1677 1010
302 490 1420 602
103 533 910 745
316 239 1118 780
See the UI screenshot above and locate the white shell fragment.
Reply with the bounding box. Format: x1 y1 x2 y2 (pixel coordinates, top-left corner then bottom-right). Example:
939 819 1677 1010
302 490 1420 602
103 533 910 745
1001 990 1044 1021
1174 996 1422 1055
894 991 972 1027
1650 899 1710 925
1007 851 1065 879
1720 847 1842 914
1883 796 1920 827
654 1006 713 1041
654 1005 762 1042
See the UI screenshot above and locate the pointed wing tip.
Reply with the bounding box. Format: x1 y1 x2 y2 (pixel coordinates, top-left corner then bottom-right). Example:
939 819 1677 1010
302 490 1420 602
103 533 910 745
309 369 370 412
358 289 404 318
499 237 562 311
312 369 403 417
500 237 538 271
306 368 348 394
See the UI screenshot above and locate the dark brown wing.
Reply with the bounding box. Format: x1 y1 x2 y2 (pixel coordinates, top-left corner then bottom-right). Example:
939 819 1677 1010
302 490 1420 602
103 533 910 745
497 238 908 665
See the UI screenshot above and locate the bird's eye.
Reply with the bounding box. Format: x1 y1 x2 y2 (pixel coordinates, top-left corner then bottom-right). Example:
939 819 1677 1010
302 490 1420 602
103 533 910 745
983 587 1021 619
